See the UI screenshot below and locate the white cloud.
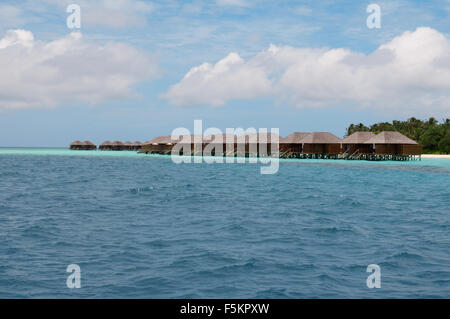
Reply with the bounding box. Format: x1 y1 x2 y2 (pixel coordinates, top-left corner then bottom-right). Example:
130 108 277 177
163 52 272 107
164 27 450 116
0 29 158 110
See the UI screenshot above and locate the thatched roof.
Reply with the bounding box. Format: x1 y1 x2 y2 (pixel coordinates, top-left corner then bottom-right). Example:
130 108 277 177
70 140 84 146
298 132 342 144
145 135 180 145
281 132 310 144
363 131 418 144
100 141 112 146
238 132 281 143
133 141 142 145
112 141 124 146
342 132 375 144
83 141 96 148
204 133 237 144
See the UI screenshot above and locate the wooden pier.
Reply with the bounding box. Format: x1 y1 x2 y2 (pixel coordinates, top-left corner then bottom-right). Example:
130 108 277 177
140 149 421 161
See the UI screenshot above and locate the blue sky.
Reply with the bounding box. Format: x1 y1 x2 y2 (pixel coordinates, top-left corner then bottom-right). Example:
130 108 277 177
0 0 449 146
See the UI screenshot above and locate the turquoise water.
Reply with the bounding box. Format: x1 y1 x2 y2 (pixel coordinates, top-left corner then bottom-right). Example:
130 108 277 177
1 147 449 167
0 148 449 298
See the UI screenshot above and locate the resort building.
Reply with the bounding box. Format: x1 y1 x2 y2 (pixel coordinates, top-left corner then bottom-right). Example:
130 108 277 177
83 141 97 150
72 130 422 161
299 132 342 157
70 141 96 150
341 132 376 156
99 141 113 150
141 136 178 154
132 141 142 151
178 134 205 156
237 133 280 157
203 134 238 157
280 132 311 155
363 131 422 157
111 141 125 151
123 141 134 151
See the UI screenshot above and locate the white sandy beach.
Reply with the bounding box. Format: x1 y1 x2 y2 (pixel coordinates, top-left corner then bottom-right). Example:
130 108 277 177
421 154 450 159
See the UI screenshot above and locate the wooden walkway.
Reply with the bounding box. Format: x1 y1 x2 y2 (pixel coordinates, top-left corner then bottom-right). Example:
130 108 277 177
141 150 421 161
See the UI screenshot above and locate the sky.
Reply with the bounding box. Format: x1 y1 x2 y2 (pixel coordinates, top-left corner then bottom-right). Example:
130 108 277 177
0 0 449 147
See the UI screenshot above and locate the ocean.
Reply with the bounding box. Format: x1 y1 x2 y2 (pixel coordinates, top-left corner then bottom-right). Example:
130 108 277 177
0 148 449 298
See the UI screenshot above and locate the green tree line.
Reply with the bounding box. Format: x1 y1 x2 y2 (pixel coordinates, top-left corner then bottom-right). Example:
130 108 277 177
346 118 450 154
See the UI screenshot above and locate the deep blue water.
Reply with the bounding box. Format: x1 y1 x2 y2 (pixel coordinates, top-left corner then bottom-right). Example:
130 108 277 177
0 149 449 298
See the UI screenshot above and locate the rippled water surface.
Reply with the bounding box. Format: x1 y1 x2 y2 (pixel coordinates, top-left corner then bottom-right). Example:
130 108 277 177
0 149 449 298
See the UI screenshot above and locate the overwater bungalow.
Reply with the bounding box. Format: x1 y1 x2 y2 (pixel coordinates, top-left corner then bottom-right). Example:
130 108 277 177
299 132 342 158
70 140 96 150
178 134 204 156
341 132 376 157
203 134 237 157
83 141 97 150
136 128 422 161
70 141 84 150
99 141 113 150
132 141 142 151
145 134 203 156
140 136 178 154
257 132 281 156
279 132 311 157
111 141 125 151
123 141 134 151
363 131 422 159
237 133 281 157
